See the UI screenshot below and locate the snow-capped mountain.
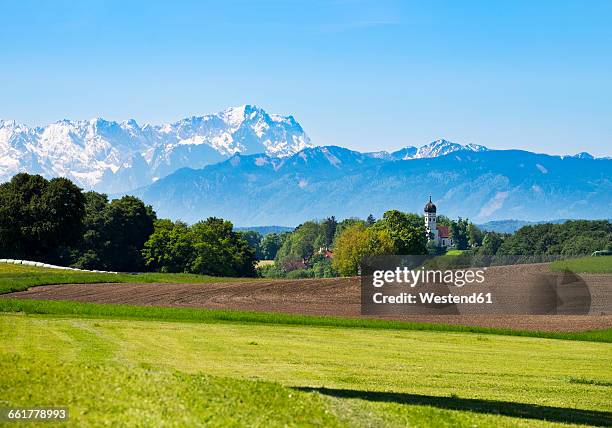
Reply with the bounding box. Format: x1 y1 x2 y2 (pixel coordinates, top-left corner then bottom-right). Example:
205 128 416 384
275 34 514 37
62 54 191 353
0 105 311 192
2 105 605 201
366 139 489 161
571 152 595 160
410 139 488 159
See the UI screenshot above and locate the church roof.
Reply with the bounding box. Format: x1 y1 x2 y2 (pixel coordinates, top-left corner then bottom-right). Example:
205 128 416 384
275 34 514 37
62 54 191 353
424 196 437 213
437 225 450 238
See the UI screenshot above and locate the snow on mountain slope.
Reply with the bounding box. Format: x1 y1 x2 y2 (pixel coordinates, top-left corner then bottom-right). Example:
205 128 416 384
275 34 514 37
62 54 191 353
3 106 601 200
571 152 594 159
391 139 488 160
365 139 489 161
0 105 311 192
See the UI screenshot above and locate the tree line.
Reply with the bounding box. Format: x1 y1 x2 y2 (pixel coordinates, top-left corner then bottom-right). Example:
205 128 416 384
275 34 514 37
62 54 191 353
257 210 444 277
257 212 611 278
1 173 609 278
483 220 611 257
0 174 256 276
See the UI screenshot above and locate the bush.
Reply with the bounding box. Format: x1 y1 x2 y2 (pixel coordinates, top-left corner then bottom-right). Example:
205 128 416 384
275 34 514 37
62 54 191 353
257 264 286 278
310 255 337 278
286 269 314 279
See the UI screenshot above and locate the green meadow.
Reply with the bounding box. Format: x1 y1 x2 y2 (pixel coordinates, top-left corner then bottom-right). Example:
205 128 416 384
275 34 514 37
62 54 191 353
0 263 257 294
1 260 611 426
550 256 612 274
2 298 611 343
1 313 611 427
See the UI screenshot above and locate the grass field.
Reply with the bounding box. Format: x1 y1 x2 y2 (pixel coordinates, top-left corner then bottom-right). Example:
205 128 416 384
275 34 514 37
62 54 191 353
256 259 275 268
2 298 611 343
1 312 611 427
0 263 257 294
445 249 467 256
550 256 612 273
2 261 611 426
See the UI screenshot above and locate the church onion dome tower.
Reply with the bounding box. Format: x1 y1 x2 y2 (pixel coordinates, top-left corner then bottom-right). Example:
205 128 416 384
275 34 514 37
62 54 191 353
424 196 437 213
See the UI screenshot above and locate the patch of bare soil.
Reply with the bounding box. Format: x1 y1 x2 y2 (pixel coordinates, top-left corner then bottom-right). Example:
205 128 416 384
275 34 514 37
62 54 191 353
3 264 611 332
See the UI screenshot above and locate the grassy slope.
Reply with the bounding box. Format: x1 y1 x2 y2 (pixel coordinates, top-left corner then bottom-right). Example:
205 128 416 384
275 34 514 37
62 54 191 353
0 263 257 294
2 260 611 343
1 298 611 343
550 256 612 273
445 249 466 256
2 356 338 427
2 256 609 296
256 259 275 268
1 314 611 427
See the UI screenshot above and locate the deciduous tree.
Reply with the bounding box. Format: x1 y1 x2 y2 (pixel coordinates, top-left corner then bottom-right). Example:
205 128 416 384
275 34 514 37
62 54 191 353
0 173 85 262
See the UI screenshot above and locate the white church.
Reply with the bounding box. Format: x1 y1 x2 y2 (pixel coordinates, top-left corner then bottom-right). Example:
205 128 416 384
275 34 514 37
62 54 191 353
424 197 453 248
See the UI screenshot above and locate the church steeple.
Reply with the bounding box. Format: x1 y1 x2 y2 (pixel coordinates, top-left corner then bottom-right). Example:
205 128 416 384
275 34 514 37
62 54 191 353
424 196 438 243
424 196 437 213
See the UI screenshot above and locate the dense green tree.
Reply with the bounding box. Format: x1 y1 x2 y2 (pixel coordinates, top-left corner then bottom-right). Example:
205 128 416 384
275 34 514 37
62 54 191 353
373 210 427 255
71 191 109 268
275 221 326 269
257 262 286 278
322 216 337 247
240 230 263 259
333 218 366 243
105 196 156 271
72 194 156 271
142 219 193 272
450 218 470 250
560 235 608 256
479 232 504 255
366 214 376 226
498 220 611 256
286 268 314 279
190 217 256 277
309 253 338 278
426 240 446 256
468 223 483 247
404 212 426 230
141 218 257 276
332 223 395 276
260 233 282 260
436 215 452 227
0 173 85 262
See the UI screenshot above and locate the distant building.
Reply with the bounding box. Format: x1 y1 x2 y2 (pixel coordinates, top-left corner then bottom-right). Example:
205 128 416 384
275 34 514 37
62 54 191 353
317 247 334 259
424 197 453 248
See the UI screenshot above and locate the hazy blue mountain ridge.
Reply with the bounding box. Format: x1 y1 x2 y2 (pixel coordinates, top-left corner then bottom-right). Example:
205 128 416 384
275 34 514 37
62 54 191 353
130 146 611 226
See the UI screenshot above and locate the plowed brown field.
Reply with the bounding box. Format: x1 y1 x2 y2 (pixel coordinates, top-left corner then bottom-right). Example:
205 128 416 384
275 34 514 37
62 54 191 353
4 264 612 332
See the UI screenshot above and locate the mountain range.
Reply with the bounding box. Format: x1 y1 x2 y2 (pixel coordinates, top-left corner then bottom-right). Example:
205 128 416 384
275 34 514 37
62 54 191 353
2 105 610 224
476 219 571 234
0 105 310 192
131 145 611 225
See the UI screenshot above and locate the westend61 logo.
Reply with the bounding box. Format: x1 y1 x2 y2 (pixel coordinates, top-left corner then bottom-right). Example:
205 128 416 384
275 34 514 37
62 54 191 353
361 255 602 316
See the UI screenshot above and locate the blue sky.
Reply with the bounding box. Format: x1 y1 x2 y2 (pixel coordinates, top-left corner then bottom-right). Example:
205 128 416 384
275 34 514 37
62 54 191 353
1 0 611 156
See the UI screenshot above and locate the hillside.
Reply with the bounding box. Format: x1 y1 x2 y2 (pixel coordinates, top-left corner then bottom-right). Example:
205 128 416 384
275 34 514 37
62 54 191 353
131 146 612 225
477 219 570 233
235 226 294 235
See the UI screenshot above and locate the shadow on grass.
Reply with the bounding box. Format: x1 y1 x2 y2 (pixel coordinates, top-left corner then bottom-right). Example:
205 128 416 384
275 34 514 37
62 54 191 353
295 387 612 426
